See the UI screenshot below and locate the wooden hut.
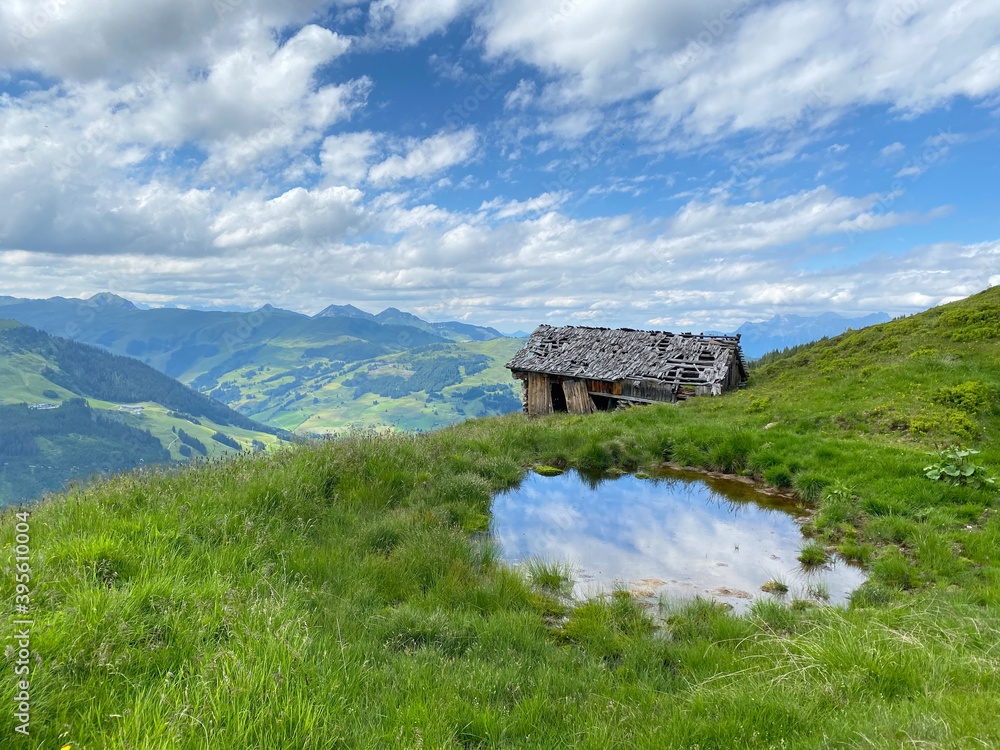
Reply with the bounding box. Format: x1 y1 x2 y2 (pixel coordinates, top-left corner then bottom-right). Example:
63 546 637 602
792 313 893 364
506 325 748 416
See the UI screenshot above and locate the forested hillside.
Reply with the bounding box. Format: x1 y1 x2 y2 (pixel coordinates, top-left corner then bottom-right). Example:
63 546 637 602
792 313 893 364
0 324 287 437
0 321 289 504
0 399 169 501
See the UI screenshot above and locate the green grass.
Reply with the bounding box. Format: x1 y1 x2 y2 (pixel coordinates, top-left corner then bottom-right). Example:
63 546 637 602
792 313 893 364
523 558 575 595
3 287 1000 746
797 541 828 566
761 578 790 595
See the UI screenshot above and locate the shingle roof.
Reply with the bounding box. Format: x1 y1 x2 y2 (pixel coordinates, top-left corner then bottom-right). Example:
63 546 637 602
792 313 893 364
506 325 747 392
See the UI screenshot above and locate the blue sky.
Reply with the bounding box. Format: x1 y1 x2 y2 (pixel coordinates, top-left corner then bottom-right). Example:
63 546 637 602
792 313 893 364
0 0 998 331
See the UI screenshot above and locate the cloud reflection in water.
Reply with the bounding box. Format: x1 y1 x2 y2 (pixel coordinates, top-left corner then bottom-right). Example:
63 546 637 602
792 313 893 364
491 469 866 611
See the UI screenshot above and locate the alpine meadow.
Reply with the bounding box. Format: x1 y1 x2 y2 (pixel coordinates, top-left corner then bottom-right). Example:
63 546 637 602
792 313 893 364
2 287 1000 748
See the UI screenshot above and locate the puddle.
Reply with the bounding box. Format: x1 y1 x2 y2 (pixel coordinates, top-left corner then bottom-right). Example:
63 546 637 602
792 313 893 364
491 468 866 612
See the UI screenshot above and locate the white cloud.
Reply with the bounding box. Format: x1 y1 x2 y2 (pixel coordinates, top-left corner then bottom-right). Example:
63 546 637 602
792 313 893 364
321 131 379 185
478 0 1000 147
0 0 994 334
369 0 477 43
0 0 330 81
479 191 569 219
7 181 962 333
211 186 367 249
880 141 905 158
124 24 367 177
367 128 478 185
504 79 536 110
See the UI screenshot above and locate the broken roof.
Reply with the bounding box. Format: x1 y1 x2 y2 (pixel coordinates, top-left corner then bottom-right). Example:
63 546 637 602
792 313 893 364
506 324 747 389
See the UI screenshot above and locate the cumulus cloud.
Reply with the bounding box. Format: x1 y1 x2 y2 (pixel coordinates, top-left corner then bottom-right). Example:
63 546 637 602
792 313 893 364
123 24 368 178
211 186 367 248
0 0 995 333
367 128 478 185
478 0 1000 146
368 0 478 43
320 131 380 185
0 0 331 81
3 181 966 332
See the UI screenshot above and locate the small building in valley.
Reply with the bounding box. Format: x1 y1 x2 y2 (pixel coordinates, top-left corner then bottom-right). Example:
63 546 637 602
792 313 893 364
506 325 748 416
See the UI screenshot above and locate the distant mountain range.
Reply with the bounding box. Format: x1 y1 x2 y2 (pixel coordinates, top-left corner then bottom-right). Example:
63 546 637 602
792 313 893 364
725 312 892 359
0 293 525 437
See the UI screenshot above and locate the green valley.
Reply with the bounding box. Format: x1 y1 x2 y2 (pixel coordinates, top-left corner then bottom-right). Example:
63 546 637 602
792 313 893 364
0 294 526 434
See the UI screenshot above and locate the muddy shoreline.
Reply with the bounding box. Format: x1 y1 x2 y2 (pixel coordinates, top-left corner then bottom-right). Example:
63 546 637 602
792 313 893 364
657 461 806 503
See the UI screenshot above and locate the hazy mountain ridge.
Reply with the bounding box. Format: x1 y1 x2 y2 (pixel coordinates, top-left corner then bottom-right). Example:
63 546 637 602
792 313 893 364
713 311 892 359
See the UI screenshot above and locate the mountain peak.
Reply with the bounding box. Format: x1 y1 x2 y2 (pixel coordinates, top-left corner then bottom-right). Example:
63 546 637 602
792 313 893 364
254 303 302 316
314 304 376 321
88 292 137 310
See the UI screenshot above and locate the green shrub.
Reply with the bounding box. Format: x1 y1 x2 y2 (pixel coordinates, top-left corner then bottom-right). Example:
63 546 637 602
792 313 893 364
932 381 996 413
910 409 980 440
941 302 1000 341
746 396 771 414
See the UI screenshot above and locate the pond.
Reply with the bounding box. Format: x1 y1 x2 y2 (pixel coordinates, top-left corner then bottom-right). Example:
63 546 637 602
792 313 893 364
491 468 867 612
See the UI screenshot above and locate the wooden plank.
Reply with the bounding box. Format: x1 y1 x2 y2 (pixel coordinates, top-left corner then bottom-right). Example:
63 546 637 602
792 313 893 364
563 378 596 414
526 372 553 416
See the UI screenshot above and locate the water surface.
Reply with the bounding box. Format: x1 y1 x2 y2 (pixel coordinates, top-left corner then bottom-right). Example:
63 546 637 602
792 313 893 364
491 469 866 611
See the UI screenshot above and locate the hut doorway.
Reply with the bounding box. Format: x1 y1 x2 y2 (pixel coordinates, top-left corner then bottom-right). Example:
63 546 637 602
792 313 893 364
550 381 568 412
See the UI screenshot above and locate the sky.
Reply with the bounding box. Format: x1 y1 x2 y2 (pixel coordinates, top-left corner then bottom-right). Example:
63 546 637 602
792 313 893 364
0 0 998 331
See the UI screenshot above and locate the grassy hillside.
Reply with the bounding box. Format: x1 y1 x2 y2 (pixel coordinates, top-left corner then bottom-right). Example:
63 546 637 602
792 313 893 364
3 288 1000 747
0 322 287 504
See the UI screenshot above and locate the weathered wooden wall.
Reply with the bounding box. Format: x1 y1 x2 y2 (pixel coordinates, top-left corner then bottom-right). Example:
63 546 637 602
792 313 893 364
562 378 596 414
526 372 553 416
619 378 678 404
